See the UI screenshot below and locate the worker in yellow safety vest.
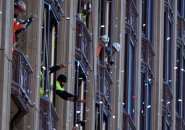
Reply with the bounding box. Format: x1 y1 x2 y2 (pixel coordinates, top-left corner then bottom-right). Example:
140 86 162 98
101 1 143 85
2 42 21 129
40 64 66 96
56 74 85 103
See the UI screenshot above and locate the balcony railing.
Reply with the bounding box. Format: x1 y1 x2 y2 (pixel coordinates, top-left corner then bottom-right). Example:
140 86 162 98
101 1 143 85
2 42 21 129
123 112 136 130
126 0 138 35
96 64 113 113
44 0 64 21
11 49 33 118
39 97 59 130
76 19 91 67
177 16 184 40
176 116 185 130
163 82 173 114
141 38 154 78
164 0 173 9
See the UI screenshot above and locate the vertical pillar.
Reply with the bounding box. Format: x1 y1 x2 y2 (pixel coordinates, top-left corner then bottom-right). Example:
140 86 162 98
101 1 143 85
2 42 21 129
171 1 177 130
55 0 68 130
153 0 164 130
110 0 126 129
0 0 2 47
66 0 76 129
55 1 68 130
22 0 43 130
110 0 117 129
135 0 142 129
85 0 99 130
56 0 77 129
0 0 13 130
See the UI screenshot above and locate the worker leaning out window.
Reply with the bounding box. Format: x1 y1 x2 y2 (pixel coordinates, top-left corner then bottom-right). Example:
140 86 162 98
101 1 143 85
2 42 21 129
13 0 34 47
39 64 85 103
97 34 121 68
56 74 85 103
105 42 121 68
40 64 66 96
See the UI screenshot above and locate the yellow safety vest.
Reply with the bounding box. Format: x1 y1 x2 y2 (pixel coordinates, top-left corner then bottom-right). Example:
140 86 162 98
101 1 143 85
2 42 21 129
40 71 44 96
40 70 64 96
56 81 65 91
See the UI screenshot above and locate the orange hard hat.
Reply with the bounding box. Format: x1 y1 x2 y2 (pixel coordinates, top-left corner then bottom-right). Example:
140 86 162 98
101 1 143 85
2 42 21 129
15 1 26 12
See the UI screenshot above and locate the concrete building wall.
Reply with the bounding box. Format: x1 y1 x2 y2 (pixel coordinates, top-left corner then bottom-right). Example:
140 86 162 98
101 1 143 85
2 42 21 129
0 0 184 130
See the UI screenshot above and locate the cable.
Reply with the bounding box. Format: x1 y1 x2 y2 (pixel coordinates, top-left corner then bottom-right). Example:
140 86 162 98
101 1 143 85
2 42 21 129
0 48 13 63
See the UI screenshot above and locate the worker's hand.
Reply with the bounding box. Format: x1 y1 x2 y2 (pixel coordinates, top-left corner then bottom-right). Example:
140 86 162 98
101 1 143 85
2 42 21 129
59 64 66 68
72 126 78 130
67 97 74 101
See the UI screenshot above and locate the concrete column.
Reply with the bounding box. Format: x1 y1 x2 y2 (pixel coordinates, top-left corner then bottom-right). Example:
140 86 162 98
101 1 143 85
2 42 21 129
0 0 2 47
55 1 68 130
117 0 126 129
55 0 76 129
56 0 77 129
67 0 76 129
22 0 43 130
171 1 177 130
135 0 142 129
153 0 164 130
85 0 99 130
110 0 118 129
110 0 126 129
0 0 13 130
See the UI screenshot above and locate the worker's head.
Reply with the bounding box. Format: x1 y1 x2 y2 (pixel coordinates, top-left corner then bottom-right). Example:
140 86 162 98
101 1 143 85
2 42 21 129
14 1 26 15
112 42 120 55
100 35 109 43
57 74 67 86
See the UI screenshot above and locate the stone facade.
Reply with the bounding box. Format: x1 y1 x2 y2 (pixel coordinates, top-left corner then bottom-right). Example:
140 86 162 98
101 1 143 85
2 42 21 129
0 0 185 130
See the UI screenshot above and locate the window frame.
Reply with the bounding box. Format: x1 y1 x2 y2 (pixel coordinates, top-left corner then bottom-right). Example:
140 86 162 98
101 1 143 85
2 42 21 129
40 3 58 104
74 61 87 128
123 32 136 121
163 10 172 83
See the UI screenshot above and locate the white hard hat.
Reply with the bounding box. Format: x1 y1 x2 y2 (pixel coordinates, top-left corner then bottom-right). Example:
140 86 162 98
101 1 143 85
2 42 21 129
112 42 120 52
100 35 109 43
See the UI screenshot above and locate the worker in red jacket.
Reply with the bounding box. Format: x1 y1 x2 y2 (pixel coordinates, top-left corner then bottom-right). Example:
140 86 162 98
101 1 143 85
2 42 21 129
13 1 34 46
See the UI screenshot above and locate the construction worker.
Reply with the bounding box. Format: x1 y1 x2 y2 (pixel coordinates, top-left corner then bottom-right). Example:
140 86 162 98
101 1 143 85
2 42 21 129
13 0 34 46
112 42 120 54
40 64 66 96
56 74 85 103
97 35 109 57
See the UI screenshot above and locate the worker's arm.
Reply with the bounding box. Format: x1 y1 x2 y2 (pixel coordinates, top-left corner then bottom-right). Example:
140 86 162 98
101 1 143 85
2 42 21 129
49 64 66 74
15 17 34 36
56 90 85 103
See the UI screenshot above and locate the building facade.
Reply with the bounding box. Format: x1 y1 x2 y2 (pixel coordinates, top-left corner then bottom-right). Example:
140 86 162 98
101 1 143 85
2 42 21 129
0 0 185 130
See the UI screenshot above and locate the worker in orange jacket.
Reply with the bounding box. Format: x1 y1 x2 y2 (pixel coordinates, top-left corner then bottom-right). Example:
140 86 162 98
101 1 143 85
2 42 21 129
13 1 34 46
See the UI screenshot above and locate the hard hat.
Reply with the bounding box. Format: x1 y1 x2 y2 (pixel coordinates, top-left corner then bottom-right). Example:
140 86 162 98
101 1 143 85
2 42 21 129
112 42 120 52
15 1 26 12
100 35 109 43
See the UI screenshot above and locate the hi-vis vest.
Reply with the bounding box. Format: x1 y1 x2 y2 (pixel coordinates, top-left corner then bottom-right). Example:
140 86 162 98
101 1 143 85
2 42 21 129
56 81 65 91
40 72 65 96
40 71 44 96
